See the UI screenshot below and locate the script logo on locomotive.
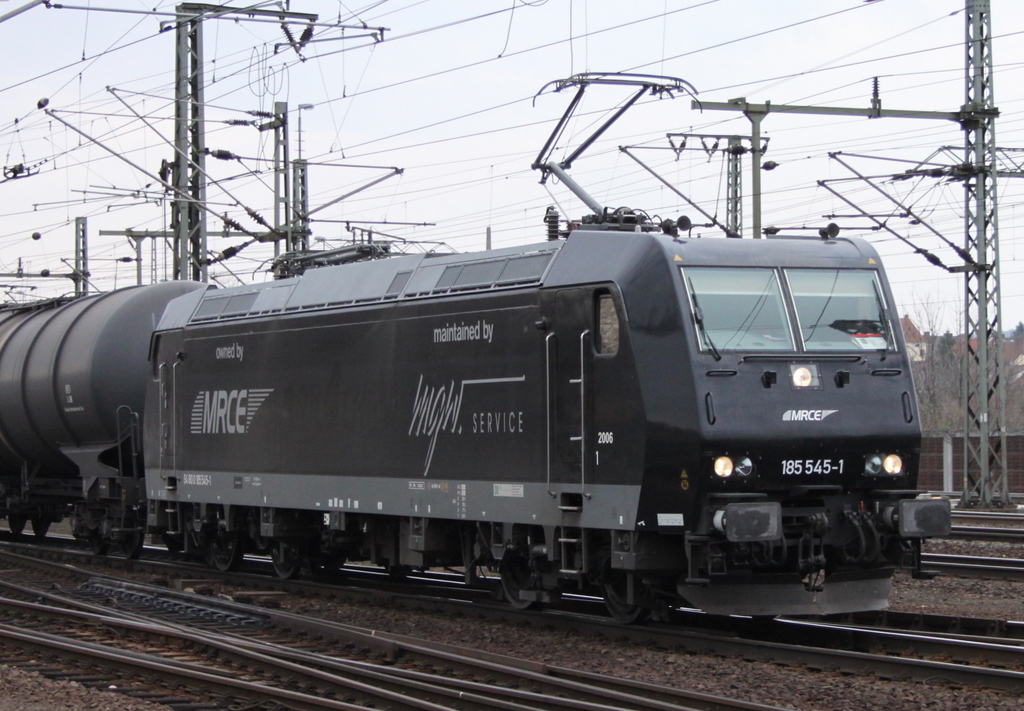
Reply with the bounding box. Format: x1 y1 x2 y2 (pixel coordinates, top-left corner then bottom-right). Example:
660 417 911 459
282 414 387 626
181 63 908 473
189 388 274 434
782 409 838 422
408 374 525 476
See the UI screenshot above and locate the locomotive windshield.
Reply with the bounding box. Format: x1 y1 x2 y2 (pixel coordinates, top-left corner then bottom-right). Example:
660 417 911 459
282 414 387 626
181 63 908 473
683 266 894 354
683 268 794 351
786 269 892 351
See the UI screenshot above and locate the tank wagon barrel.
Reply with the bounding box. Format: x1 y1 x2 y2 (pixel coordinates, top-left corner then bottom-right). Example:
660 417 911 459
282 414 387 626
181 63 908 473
0 281 206 545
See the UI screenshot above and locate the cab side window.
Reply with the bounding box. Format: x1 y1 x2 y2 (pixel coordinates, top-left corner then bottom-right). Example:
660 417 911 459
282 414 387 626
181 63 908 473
596 292 619 355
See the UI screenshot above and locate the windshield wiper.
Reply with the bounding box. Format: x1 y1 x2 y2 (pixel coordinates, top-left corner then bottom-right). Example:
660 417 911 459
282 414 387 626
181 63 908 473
688 279 722 361
870 279 892 361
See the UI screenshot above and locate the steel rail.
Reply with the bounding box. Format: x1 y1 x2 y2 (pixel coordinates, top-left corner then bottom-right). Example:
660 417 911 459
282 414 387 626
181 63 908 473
951 510 1024 523
921 552 1024 581
948 524 1024 543
0 620 381 711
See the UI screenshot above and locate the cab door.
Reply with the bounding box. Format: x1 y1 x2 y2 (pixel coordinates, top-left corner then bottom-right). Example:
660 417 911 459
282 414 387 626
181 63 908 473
545 284 628 488
551 288 590 491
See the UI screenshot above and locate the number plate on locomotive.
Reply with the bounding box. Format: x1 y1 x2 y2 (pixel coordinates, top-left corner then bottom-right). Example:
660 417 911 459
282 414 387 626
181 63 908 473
781 459 845 475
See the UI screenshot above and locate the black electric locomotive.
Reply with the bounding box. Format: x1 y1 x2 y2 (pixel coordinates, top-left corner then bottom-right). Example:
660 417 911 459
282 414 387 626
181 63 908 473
129 217 946 618
0 212 951 619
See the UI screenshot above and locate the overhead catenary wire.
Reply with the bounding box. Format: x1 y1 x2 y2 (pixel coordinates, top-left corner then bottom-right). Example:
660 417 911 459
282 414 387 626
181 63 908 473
0 0 1017 327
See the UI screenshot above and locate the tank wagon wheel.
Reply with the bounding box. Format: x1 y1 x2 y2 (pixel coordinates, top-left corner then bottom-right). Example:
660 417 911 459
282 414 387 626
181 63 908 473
207 531 245 572
29 518 50 541
7 515 26 538
601 567 650 625
121 531 145 560
499 548 539 610
270 540 303 579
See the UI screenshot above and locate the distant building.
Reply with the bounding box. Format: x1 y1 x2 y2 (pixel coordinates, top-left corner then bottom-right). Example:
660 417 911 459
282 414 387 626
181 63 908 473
900 315 926 361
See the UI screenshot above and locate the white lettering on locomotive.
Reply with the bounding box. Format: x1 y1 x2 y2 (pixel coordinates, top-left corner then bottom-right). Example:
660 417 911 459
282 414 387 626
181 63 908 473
189 388 273 434
782 409 838 422
432 319 494 344
214 342 245 361
409 374 526 476
182 473 212 486
472 410 524 433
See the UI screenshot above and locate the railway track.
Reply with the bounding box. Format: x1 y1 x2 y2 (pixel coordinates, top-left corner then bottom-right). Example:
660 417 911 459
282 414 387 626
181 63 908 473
0 549 790 711
0 545 1023 703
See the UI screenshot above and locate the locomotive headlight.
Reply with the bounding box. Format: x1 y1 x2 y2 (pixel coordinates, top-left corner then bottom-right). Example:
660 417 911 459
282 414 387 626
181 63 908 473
883 454 903 475
734 457 755 477
789 363 821 389
865 453 903 476
713 456 734 477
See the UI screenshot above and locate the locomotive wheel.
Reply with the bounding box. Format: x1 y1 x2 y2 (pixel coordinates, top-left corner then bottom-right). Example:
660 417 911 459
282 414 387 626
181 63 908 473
89 533 110 556
602 569 649 625
161 532 185 552
311 554 346 577
7 515 26 538
30 518 50 540
121 531 145 560
388 564 412 581
207 531 244 572
499 549 539 610
270 540 302 579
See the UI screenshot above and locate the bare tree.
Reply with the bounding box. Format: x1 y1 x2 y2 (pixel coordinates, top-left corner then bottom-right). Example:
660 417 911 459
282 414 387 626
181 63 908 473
906 299 960 431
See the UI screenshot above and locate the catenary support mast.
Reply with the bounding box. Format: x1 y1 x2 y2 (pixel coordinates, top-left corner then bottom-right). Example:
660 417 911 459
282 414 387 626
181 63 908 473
960 0 1007 507
695 0 1007 507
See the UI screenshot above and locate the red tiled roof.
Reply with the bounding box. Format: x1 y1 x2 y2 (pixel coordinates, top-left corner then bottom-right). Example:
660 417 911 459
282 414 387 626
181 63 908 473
900 316 924 343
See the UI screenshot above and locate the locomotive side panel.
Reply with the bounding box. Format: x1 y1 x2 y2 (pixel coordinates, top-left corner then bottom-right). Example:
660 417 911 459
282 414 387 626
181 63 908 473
170 295 546 482
147 279 650 531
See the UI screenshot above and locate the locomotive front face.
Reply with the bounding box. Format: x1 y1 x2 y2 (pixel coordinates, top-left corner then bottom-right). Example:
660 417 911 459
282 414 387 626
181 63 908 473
682 264 913 488
664 239 950 615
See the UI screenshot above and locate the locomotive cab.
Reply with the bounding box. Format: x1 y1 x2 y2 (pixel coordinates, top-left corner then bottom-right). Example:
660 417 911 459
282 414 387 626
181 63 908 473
659 235 951 615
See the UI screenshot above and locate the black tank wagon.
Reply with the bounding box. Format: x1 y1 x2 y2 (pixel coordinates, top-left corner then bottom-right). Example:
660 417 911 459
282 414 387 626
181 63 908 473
140 222 950 618
0 281 206 549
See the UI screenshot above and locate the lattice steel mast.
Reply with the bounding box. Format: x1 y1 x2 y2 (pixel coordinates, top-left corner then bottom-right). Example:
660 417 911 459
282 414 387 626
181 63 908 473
959 0 1008 507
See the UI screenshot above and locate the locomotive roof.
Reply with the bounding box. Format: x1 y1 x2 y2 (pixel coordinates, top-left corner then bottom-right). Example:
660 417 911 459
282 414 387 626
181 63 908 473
158 239 564 330
668 233 883 268
157 231 884 331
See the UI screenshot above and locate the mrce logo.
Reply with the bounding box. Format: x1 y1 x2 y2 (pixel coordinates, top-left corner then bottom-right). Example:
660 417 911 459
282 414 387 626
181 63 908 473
782 409 838 422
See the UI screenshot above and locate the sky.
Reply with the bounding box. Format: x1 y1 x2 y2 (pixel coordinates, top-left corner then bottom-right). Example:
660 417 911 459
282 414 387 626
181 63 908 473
1 0 1022 335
